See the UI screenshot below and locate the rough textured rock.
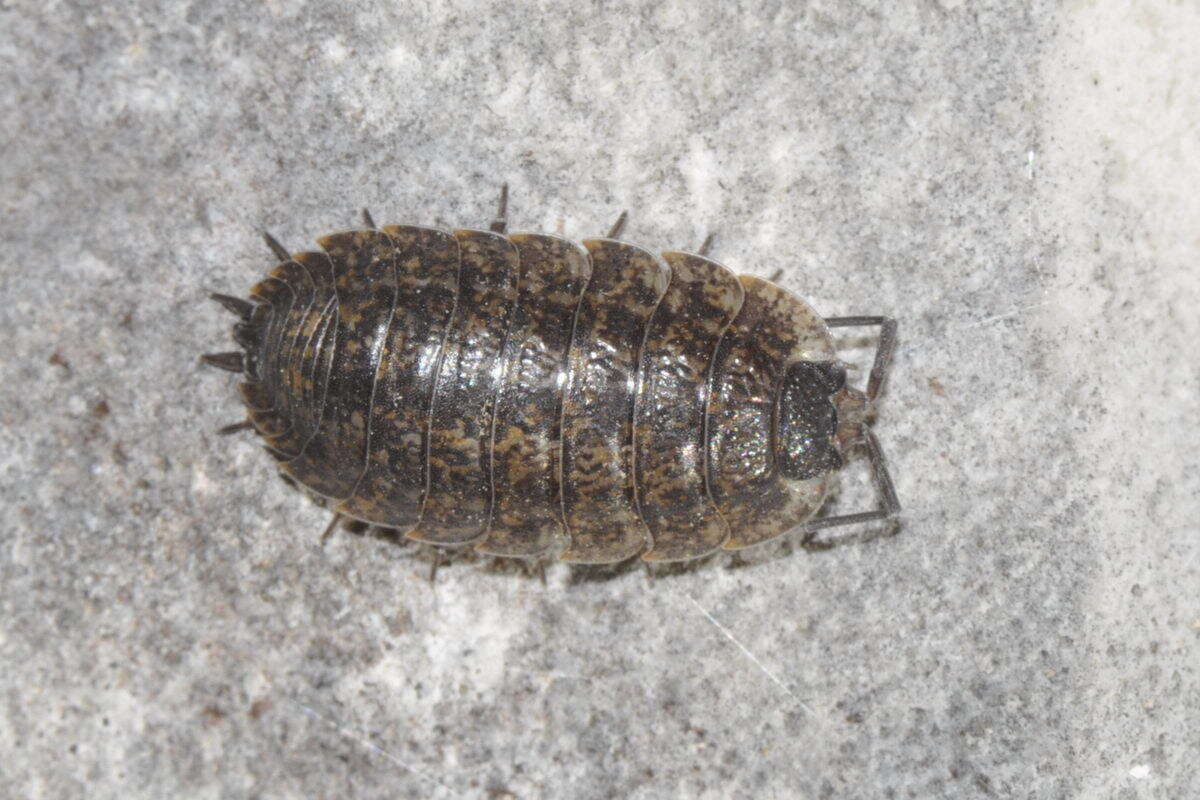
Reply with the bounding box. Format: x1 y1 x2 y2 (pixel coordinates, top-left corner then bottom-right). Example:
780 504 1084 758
2 2 1196 797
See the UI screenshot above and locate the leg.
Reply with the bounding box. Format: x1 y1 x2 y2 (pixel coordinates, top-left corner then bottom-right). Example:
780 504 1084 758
485 554 550 584
607 210 628 239
319 512 344 545
697 232 716 257
823 316 897 400
428 547 443 583
801 316 900 545
800 428 900 541
489 184 509 233
361 208 377 229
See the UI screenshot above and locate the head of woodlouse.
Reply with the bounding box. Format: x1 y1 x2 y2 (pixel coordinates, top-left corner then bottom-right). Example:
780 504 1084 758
774 360 848 481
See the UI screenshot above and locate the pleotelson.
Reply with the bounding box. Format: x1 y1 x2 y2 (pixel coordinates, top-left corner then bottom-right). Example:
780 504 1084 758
220 225 840 564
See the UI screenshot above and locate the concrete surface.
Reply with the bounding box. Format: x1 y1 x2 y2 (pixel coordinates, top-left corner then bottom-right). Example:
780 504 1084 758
2 1 1197 798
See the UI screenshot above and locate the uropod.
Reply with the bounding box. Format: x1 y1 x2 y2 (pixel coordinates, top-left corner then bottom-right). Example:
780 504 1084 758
202 187 900 566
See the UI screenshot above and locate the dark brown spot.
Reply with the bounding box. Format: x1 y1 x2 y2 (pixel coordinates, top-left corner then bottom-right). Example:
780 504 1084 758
248 698 272 720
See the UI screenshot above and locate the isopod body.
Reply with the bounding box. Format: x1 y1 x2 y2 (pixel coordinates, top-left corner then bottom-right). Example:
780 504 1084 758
204 196 899 564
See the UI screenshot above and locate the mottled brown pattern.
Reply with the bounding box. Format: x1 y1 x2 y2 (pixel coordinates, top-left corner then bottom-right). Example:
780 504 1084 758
241 381 286 438
295 251 340 460
408 230 520 545
282 252 337 455
635 252 744 562
260 260 315 457
246 275 291 396
334 226 459 528
238 380 272 410
559 239 670 563
707 276 837 549
212 216 886 564
239 370 290 443
280 230 398 501
477 234 591 558
245 268 307 450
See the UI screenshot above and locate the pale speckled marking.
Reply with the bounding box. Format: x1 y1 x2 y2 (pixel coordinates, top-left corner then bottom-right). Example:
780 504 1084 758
246 275 292 401
707 275 837 549
477 234 591 558
283 251 338 456
334 226 459 527
559 239 670 563
408 230 520 545
240 275 294 440
281 230 398 501
635 251 744 562
261 260 317 456
295 252 341 464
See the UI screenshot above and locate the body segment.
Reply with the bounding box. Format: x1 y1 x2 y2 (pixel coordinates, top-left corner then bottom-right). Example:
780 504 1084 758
706 276 836 549
280 231 398 500
333 226 459 528
409 230 520 545
634 252 743 562
558 239 670 563
480 234 591 558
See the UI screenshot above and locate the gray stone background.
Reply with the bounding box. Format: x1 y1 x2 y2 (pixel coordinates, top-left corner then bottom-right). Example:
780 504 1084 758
2 1 1197 798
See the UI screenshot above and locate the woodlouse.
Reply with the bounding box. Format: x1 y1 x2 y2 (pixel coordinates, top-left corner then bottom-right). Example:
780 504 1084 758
203 187 899 565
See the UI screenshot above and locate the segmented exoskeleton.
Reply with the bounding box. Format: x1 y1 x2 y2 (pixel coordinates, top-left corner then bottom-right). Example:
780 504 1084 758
203 188 900 565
